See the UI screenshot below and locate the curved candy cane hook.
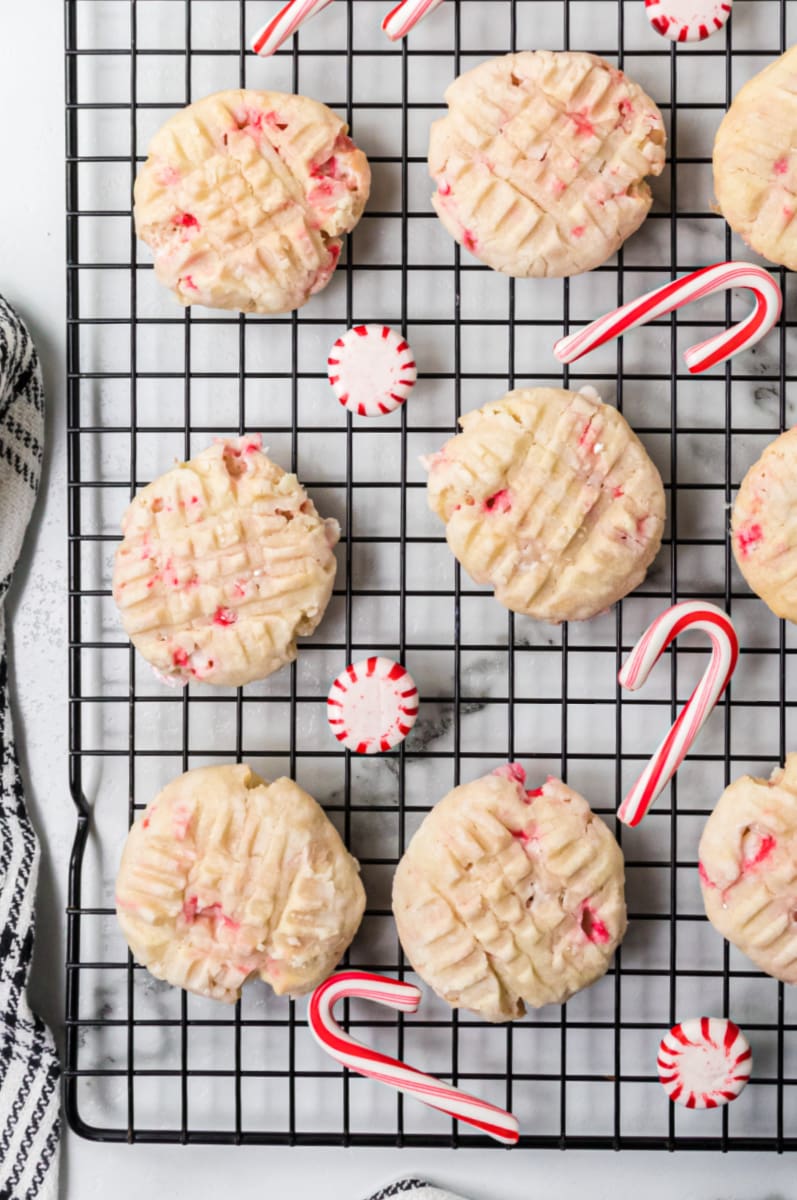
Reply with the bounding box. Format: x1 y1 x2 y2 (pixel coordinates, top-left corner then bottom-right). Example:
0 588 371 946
618 601 739 827
554 262 782 375
308 971 520 1144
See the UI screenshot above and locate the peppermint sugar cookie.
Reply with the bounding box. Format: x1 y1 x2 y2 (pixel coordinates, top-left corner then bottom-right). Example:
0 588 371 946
113 435 339 688
116 764 366 1002
392 764 627 1021
714 44 797 270
429 51 666 277
134 89 370 313
699 755 797 984
732 427 797 622
424 386 665 623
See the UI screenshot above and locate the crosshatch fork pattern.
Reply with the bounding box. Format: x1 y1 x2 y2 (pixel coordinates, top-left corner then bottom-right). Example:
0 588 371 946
65 0 797 1150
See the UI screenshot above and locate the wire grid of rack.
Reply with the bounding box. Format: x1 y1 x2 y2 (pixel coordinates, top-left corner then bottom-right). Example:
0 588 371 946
65 0 797 1151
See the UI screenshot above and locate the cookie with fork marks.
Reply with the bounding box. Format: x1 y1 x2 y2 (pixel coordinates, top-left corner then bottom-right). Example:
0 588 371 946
424 386 665 624
429 51 666 277
392 764 627 1021
113 435 339 688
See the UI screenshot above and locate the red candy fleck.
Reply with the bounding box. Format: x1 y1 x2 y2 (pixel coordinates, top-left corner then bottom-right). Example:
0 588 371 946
775 156 789 175
525 787 544 800
174 212 199 230
580 904 610 944
462 229 478 253
237 107 265 136
156 165 181 187
180 275 198 292
172 803 193 841
578 420 598 451
438 178 452 196
698 861 716 888
182 896 240 931
742 832 776 872
213 606 238 626
311 155 341 181
571 225 586 239
172 647 189 668
569 108 595 138
484 489 512 514
309 180 336 204
612 486 625 499
736 522 764 558
264 110 288 132
492 762 527 784
511 829 532 845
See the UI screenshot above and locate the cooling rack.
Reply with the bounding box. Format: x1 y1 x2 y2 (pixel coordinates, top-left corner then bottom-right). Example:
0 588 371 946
65 0 797 1151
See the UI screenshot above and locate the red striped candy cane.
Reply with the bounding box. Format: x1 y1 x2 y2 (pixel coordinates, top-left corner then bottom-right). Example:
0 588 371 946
618 602 739 827
382 0 446 40
554 262 782 375
308 972 520 1144
251 0 333 56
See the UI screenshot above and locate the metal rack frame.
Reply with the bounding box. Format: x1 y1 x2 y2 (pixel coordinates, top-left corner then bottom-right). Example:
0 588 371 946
65 0 797 1150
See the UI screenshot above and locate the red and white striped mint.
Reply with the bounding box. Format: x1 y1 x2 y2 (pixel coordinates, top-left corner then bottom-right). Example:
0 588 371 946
657 1018 752 1108
327 325 417 418
645 0 732 43
327 657 419 754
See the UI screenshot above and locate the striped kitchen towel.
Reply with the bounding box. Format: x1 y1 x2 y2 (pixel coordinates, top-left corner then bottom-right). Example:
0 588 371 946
366 1181 471 1200
0 295 60 1199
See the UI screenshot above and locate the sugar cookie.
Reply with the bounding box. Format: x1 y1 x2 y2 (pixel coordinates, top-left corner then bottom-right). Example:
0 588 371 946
732 427 797 622
392 764 627 1021
714 44 797 271
429 51 666 277
424 386 665 623
113 435 339 688
116 764 365 1003
699 755 797 984
134 89 370 313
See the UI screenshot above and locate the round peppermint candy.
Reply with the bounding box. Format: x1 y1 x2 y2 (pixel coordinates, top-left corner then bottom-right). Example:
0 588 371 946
657 1017 752 1108
327 657 419 753
327 325 417 418
645 0 732 42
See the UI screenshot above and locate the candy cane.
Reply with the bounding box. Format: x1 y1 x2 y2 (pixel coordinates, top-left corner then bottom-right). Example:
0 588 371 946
308 971 520 1144
618 601 739 827
553 262 782 375
251 0 333 56
382 0 446 40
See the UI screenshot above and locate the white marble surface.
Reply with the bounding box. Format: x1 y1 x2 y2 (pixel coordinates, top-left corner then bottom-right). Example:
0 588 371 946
4 0 797 1195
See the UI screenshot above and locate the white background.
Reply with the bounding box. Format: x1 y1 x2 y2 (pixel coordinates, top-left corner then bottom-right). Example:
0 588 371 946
2 1 797 1196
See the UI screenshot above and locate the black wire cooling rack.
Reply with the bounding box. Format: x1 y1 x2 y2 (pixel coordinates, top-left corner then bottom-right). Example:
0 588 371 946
65 0 797 1151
